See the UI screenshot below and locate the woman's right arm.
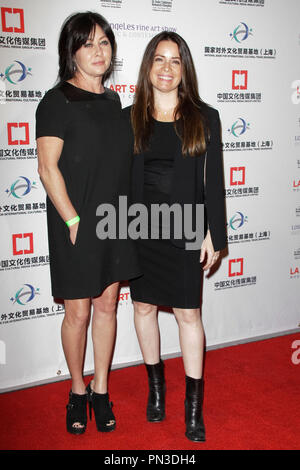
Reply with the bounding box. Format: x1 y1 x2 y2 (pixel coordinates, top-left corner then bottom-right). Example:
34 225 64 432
37 136 79 244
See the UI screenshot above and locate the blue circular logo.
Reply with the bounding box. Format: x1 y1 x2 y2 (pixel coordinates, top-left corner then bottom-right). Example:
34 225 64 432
230 23 253 43
1 61 32 84
10 284 40 306
6 176 37 199
228 118 250 137
229 212 248 230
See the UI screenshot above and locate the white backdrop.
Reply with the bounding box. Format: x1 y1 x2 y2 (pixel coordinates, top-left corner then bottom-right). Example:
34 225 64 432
1 0 299 391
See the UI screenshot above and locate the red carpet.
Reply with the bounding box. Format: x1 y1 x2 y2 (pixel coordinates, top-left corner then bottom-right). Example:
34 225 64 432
1 333 300 450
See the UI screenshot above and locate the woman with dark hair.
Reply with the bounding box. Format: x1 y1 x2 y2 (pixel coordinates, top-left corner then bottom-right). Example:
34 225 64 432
36 12 140 435
124 32 227 442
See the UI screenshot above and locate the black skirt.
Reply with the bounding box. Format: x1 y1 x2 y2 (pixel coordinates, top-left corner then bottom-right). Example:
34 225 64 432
129 236 203 309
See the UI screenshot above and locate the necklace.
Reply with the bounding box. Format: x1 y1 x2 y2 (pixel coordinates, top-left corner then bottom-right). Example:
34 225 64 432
155 106 177 122
156 106 176 115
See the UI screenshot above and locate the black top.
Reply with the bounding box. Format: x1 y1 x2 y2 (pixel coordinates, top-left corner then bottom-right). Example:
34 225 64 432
122 105 227 252
36 82 141 299
144 119 178 204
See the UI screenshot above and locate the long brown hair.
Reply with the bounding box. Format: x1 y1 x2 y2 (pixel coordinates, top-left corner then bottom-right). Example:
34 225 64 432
131 32 209 156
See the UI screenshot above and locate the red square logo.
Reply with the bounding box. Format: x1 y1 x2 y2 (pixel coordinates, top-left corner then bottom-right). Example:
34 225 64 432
229 258 244 277
230 167 245 186
1 7 24 33
232 70 248 90
12 233 34 255
7 122 30 145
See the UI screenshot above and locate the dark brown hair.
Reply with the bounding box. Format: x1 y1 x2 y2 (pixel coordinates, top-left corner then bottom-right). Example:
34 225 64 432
131 31 209 156
58 11 116 83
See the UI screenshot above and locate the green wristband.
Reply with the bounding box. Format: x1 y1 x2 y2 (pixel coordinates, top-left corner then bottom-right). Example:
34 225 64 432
66 215 80 227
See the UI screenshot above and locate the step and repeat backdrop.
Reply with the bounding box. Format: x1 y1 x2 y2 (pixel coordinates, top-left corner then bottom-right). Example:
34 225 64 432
0 0 299 391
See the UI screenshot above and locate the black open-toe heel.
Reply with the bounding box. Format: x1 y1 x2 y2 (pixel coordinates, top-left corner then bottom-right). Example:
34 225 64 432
66 390 88 435
86 382 116 432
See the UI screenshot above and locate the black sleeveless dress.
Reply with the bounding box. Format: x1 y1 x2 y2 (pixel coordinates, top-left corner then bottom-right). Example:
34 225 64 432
36 82 141 299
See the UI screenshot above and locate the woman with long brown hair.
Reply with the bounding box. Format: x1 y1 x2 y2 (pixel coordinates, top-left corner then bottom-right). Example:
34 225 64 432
123 32 227 441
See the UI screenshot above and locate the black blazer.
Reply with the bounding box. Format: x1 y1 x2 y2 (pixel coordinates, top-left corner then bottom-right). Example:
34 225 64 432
121 105 227 252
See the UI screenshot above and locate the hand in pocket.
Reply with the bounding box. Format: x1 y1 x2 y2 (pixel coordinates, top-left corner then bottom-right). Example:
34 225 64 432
69 222 79 246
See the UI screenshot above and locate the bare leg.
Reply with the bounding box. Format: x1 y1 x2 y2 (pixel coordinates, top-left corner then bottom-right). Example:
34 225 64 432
91 282 119 394
62 298 91 395
172 307 204 379
133 301 160 364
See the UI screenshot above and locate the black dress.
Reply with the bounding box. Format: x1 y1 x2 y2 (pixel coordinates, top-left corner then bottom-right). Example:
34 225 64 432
129 118 204 309
36 81 141 299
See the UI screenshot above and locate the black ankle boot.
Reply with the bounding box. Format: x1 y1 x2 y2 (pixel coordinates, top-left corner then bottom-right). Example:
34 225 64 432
185 375 205 442
145 360 166 422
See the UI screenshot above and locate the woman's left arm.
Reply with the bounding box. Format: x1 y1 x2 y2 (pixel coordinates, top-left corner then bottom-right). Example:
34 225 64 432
201 109 227 270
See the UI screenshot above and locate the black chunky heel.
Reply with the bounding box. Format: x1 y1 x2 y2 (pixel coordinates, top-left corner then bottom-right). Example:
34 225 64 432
145 360 166 422
86 382 116 432
66 390 88 435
